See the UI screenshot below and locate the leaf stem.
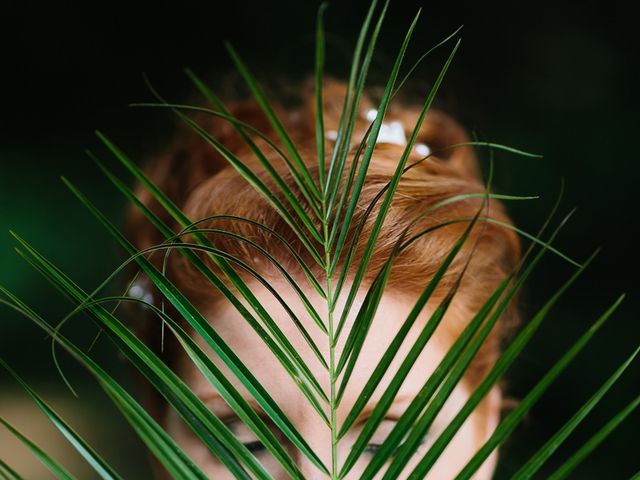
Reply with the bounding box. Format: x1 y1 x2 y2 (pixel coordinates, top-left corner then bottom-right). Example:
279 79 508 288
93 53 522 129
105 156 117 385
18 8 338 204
324 200 339 478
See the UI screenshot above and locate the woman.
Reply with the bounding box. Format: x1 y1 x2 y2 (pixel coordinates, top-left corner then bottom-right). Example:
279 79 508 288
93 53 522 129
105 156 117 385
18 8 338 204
125 77 521 479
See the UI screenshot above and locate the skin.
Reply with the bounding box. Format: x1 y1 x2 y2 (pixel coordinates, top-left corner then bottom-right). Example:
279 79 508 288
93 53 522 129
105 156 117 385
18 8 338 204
165 276 501 479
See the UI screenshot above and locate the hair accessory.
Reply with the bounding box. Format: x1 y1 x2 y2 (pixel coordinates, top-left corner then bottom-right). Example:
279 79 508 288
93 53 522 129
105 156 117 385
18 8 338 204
128 276 155 307
324 108 431 158
414 143 431 157
364 109 406 146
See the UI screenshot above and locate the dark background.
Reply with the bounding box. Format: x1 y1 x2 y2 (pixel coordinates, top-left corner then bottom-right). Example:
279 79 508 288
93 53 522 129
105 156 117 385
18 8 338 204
1 0 638 478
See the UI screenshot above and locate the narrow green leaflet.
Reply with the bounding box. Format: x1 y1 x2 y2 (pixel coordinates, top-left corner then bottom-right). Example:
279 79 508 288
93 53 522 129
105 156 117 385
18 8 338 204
178 213 324 298
331 189 539 333
337 206 486 477
391 25 463 100
93 157 326 322
0 359 123 480
335 198 485 404
455 294 628 479
80 295 319 478
139 239 328 370
170 70 326 237
511 345 639 479
315 2 328 191
323 0 383 204
400 215 581 268
225 43 322 205
401 251 600 479
325 24 473 266
0 418 76 480
0 287 209 480
359 209 574 479
90 159 330 470
9 236 266 479
548 393 640 480
334 259 392 381
92 161 328 354
332 36 459 287
327 8 422 279
94 136 329 406
332 38 460 350
444 141 543 158
0 458 23 480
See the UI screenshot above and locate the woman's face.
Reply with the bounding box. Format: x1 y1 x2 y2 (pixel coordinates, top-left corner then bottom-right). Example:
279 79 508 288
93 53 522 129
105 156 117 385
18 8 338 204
165 277 500 479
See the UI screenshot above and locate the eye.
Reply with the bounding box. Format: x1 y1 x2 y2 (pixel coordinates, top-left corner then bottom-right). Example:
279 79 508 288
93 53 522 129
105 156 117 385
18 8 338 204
363 438 427 457
223 419 270 455
364 443 382 455
243 440 267 454
363 418 429 458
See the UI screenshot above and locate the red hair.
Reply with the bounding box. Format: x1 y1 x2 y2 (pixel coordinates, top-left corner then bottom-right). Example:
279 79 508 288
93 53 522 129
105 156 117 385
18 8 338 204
126 77 521 402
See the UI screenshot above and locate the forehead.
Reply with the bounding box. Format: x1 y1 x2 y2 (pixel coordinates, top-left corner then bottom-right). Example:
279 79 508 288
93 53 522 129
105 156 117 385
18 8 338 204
179 276 454 425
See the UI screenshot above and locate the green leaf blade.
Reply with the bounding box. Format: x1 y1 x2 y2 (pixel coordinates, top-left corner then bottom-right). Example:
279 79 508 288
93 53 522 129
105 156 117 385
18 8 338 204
0 359 123 480
0 418 77 480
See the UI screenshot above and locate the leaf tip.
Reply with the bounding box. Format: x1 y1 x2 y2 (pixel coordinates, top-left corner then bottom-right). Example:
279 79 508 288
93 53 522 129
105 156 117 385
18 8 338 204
94 129 106 142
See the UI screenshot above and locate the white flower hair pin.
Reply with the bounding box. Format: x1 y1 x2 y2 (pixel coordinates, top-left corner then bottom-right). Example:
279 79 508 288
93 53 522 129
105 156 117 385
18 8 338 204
128 275 155 307
325 108 431 157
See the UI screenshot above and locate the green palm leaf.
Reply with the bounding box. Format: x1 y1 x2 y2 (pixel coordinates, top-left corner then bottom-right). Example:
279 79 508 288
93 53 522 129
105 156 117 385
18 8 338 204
397 249 602 479
1 2 636 479
548 393 640 480
0 359 123 480
0 418 76 480
0 459 22 480
0 287 209 480
454 294 628 479
8 237 262 478
512 345 639 479
81 144 330 406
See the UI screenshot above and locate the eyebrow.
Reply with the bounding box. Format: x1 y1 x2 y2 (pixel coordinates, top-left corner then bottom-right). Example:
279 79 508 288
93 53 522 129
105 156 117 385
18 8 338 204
198 391 416 428
198 392 268 424
352 393 415 426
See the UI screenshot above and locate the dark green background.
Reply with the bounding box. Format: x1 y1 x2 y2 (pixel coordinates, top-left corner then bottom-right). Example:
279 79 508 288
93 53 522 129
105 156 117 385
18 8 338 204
1 0 637 478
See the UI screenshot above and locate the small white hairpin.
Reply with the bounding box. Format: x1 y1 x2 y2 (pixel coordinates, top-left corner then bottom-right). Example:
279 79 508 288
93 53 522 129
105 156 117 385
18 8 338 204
364 109 406 146
414 143 431 157
365 108 431 157
324 108 431 158
128 277 154 307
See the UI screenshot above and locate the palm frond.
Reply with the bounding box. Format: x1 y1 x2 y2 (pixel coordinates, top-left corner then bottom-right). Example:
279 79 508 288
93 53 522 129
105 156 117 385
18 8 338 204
1 2 636 479
547 392 640 480
0 287 209 479
0 418 76 480
512 344 639 479
0 359 123 480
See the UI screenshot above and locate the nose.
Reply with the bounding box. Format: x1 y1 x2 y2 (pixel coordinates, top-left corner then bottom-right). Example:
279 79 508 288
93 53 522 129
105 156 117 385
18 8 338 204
297 460 330 480
291 428 333 479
